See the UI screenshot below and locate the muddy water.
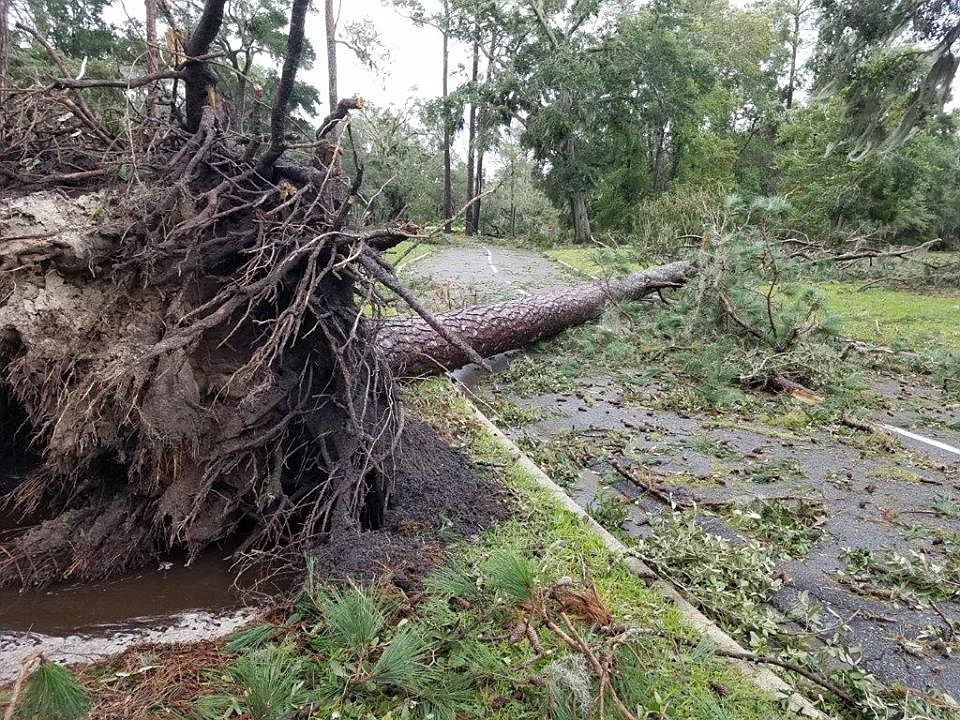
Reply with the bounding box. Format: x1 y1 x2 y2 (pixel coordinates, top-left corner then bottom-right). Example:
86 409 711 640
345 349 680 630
0 540 256 681
0 554 256 682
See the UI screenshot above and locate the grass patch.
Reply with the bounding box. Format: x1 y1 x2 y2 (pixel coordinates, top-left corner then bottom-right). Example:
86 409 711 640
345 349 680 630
819 282 960 350
543 245 644 277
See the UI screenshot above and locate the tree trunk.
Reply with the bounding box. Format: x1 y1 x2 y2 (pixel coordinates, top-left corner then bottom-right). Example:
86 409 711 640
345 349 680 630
786 7 800 110
570 194 592 244
441 0 453 232
379 260 697 376
0 0 8 110
144 0 158 118
464 31 480 236
474 151 484 234
324 0 338 113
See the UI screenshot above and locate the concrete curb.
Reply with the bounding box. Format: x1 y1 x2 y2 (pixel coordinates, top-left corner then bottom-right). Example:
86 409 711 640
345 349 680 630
453 382 831 719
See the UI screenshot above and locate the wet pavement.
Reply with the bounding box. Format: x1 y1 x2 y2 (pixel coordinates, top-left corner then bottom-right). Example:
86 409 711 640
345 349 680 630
401 241 577 310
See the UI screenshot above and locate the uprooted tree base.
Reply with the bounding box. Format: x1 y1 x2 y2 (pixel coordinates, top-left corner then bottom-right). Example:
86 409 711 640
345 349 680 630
0 80 424 587
0 64 696 589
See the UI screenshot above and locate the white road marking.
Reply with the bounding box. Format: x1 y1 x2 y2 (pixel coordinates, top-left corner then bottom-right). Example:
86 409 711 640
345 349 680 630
485 247 499 275
879 423 960 458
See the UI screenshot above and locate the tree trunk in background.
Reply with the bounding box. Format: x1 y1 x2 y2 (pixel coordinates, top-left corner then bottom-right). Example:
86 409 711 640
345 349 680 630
441 0 453 232
474 151 484 234
473 32 496 236
0 0 9 105
785 3 801 109
144 0 158 118
325 0 338 112
570 194 592 244
464 31 480 235
379 260 697 376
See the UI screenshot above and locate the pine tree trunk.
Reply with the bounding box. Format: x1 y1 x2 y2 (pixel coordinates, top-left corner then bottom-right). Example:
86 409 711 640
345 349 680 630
379 260 697 376
441 0 453 232
474 151 484 234
325 0 338 113
0 0 8 106
570 194 592 244
144 0 158 118
464 32 480 236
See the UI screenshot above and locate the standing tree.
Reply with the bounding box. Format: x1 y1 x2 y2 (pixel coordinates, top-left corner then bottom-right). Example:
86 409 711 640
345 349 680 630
812 0 960 158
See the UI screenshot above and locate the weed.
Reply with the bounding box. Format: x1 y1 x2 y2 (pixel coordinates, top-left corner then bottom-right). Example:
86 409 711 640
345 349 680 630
588 490 629 530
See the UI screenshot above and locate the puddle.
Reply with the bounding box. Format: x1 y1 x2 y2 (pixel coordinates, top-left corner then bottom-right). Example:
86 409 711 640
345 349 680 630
0 539 258 681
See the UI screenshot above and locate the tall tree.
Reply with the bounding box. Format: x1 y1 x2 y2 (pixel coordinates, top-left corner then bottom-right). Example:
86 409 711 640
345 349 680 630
441 0 453 231
813 0 960 157
144 0 158 118
0 0 9 104
464 22 479 235
782 0 812 110
324 0 337 111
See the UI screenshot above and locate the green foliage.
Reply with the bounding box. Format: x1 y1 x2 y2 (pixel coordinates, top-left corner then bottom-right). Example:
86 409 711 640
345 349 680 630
225 623 278 653
812 0 960 157
724 499 826 559
638 512 783 648
777 101 960 244
344 104 448 224
482 549 538 604
14 662 89 720
305 582 388 653
198 643 312 720
367 629 431 692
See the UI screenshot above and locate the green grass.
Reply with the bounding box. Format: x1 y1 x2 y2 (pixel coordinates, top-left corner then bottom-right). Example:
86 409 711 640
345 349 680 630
819 282 960 350
382 239 434 271
544 245 645 278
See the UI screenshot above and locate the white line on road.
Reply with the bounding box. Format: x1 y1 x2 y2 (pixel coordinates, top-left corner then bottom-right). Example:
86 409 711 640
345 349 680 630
485 247 499 275
880 423 960 458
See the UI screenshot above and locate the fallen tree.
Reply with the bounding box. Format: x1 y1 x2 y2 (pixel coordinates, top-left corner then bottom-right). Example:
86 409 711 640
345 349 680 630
0 3 696 589
379 260 698 376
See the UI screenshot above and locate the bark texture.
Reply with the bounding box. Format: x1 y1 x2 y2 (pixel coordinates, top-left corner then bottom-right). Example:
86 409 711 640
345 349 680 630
379 260 698 376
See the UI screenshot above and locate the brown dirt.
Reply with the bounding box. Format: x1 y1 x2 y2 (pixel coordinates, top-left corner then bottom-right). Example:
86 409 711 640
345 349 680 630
309 418 507 583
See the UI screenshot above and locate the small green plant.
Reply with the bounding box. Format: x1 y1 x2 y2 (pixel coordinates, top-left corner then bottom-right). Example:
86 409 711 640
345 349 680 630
307 583 388 653
15 662 90 720
367 629 431 693
588 490 629 530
